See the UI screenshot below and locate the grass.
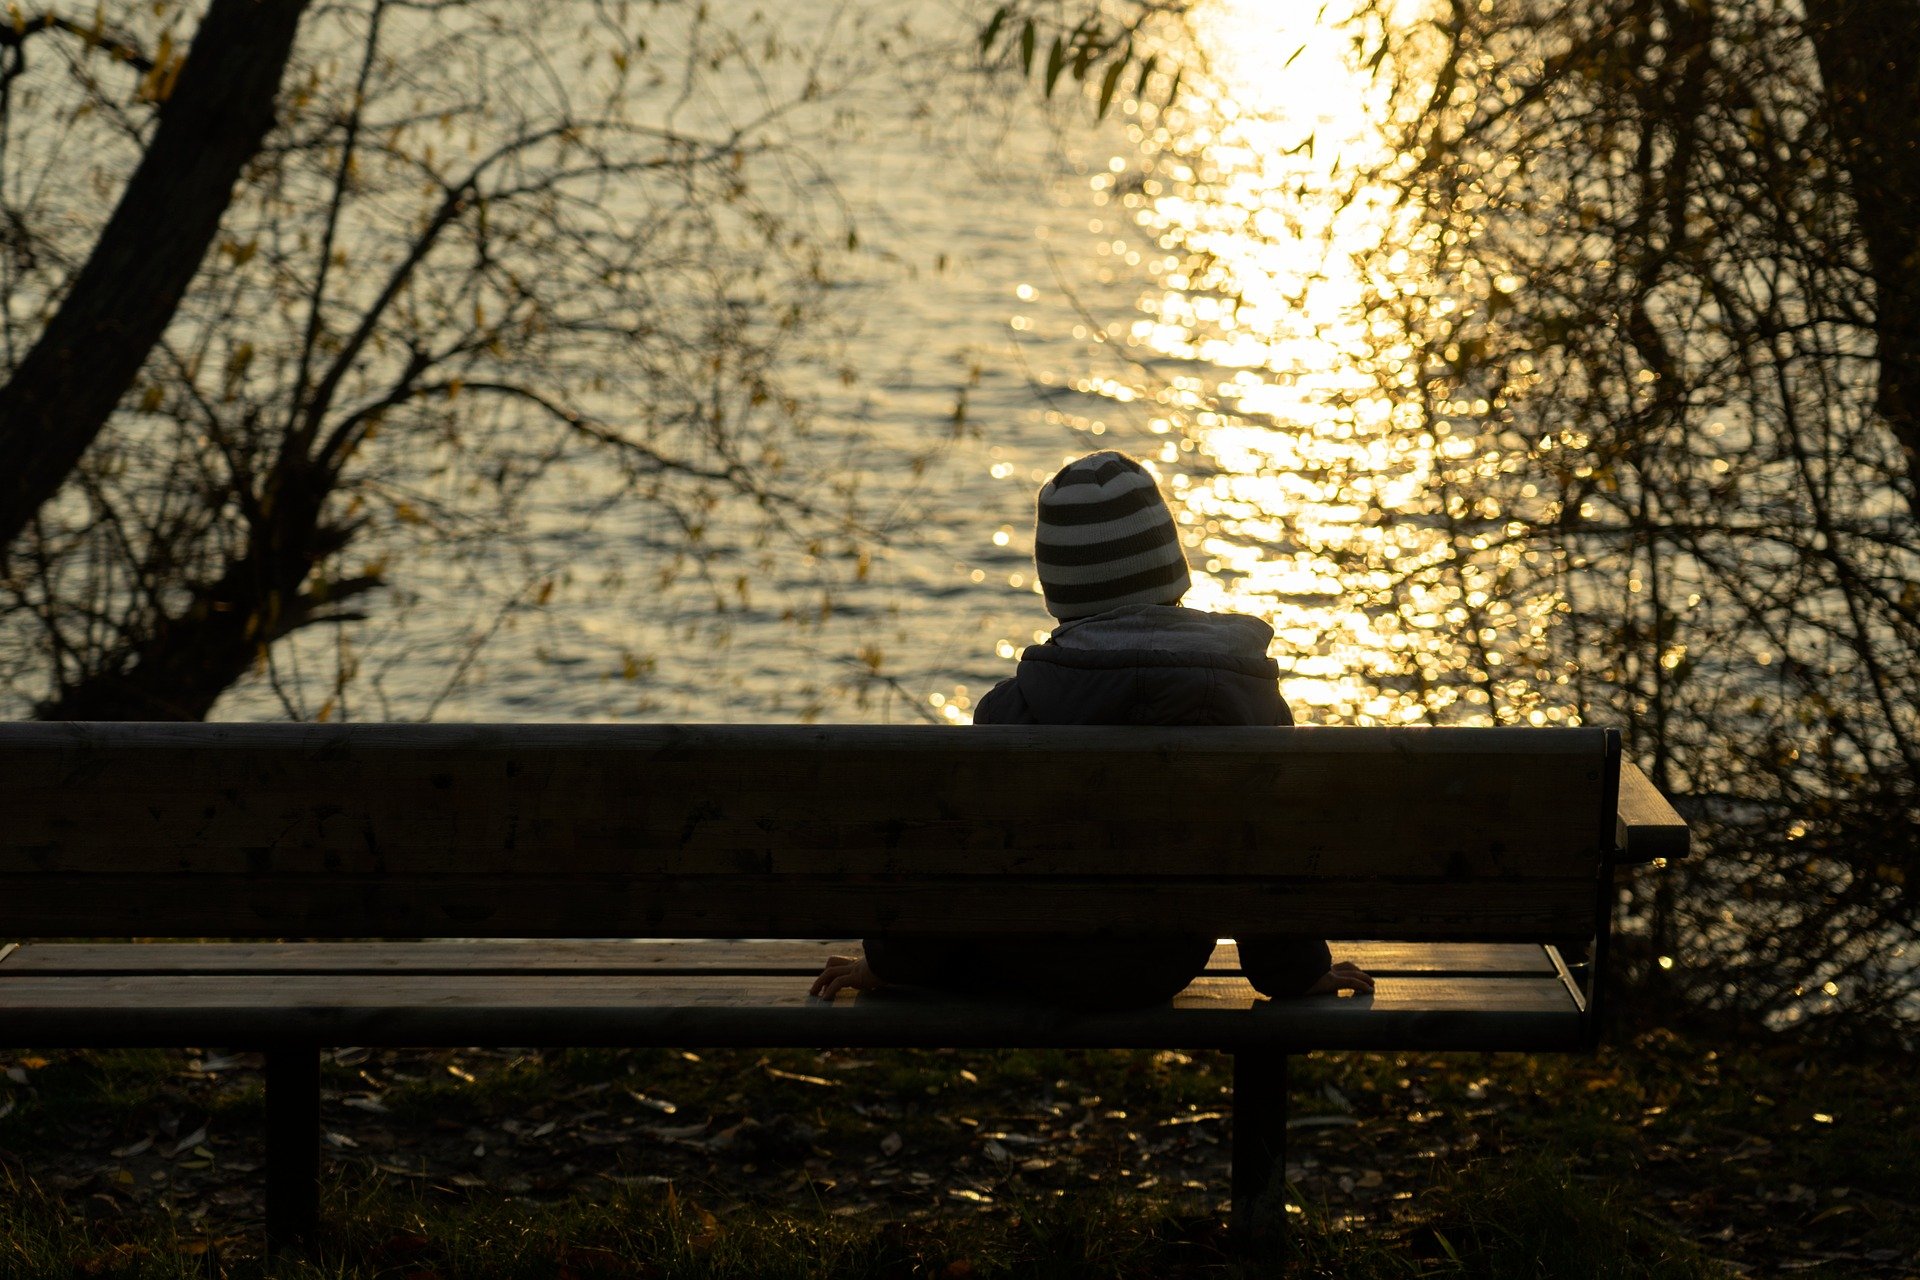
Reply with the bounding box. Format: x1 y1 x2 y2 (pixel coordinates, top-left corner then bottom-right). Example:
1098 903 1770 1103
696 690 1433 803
0 1165 1723 1280
1 1024 1913 1278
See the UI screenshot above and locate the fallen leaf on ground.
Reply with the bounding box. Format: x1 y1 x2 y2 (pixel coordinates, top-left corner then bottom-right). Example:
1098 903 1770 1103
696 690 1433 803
686 1207 721 1250
764 1066 839 1088
166 1126 208 1157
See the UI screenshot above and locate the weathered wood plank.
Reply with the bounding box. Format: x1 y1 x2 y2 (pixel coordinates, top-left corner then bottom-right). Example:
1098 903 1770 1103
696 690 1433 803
0 940 861 975
0 939 1558 977
0 972 1585 1051
0 725 1613 881
0 875 1599 940
4 825 1599 879
0 972 1580 1012
1614 763 1690 863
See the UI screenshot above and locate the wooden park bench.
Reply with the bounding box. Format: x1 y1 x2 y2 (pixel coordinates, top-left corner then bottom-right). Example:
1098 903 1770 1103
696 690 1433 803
0 722 1687 1253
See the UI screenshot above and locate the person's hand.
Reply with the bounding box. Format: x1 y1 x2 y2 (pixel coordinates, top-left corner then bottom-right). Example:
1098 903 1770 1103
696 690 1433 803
1304 961 1374 997
811 954 884 999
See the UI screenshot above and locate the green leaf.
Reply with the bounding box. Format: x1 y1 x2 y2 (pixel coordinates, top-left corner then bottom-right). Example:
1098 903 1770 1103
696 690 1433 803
1284 42 1306 68
1165 66 1183 109
1019 19 1036 75
978 4 1009 56
1096 55 1127 120
1043 35 1067 98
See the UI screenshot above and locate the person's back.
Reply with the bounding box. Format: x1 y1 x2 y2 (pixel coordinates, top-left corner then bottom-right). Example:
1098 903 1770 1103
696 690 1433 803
811 451 1370 1006
971 601 1283 728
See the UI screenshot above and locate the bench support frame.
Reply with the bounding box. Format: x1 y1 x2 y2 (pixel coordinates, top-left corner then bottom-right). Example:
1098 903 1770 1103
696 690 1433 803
1230 1049 1290 1253
264 1048 321 1255
252 1043 1300 1255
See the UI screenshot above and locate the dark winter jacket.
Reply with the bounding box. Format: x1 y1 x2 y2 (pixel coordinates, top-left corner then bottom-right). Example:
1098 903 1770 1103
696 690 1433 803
972 604 1292 728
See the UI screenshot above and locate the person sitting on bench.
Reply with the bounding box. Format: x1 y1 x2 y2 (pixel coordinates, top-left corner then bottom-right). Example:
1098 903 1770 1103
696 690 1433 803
812 450 1373 1008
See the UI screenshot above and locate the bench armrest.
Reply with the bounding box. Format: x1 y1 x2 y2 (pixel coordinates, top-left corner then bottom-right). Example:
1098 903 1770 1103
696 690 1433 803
1613 762 1690 864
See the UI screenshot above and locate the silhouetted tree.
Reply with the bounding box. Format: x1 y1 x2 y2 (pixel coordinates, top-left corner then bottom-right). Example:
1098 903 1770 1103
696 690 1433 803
1342 0 1919 1031
0 1 881 720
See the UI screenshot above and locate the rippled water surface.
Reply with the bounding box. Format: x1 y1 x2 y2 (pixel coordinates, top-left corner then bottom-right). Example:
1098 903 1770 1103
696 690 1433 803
222 0 1490 726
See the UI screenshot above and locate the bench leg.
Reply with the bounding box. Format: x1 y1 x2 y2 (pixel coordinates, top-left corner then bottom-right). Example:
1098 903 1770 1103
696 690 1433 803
1230 1049 1289 1254
264 1048 321 1254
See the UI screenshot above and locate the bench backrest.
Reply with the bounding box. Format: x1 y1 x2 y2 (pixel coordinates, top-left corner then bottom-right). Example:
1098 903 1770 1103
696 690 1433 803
0 723 1621 942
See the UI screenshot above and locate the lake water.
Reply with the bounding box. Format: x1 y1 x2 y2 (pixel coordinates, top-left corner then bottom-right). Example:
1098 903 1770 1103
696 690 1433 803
217 0 1523 729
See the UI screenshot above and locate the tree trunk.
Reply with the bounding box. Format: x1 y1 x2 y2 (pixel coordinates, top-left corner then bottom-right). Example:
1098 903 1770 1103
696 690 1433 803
1805 0 1920 521
33 556 378 722
34 467 374 721
0 0 309 556
34 553 311 721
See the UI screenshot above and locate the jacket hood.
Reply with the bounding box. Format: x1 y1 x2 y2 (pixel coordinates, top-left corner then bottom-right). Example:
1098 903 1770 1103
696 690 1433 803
1048 604 1275 662
975 605 1290 726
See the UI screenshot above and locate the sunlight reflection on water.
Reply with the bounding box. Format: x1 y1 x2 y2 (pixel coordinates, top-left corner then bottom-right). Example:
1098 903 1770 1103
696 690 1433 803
1049 0 1441 723
1061 0 1565 727
1142 0 1425 721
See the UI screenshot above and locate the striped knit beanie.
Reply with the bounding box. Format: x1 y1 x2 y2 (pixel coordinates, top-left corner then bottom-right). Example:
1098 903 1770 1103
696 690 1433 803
1034 451 1191 621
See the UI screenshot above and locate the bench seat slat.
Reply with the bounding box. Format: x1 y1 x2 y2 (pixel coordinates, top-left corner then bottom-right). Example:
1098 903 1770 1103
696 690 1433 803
1260 941 1557 976
0 973 1584 1052
0 940 1561 978
0 940 862 975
